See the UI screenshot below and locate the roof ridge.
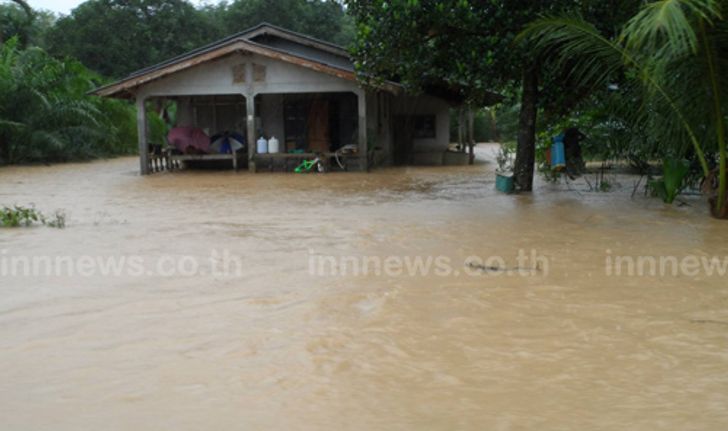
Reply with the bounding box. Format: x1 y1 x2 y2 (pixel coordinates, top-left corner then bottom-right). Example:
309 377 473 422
123 23 347 80
246 22 348 53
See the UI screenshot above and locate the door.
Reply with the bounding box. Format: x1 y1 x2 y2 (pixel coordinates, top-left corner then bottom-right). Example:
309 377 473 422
307 98 330 153
393 115 414 165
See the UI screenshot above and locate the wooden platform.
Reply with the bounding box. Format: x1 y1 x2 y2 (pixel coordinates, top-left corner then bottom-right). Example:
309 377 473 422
172 152 246 171
145 148 246 173
146 149 364 173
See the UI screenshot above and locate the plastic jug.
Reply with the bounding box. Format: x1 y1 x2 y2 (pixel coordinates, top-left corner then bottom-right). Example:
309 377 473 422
268 136 280 153
256 136 268 154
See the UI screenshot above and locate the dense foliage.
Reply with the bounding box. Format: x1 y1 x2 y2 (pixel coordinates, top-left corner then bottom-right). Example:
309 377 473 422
0 1 54 48
204 0 353 47
521 0 728 216
0 38 136 164
48 0 214 78
48 0 353 78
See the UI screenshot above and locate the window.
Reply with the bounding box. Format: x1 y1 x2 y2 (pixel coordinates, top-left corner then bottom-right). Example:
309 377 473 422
413 115 436 139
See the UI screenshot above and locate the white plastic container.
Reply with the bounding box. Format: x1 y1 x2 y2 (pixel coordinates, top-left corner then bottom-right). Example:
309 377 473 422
256 136 268 154
268 136 280 153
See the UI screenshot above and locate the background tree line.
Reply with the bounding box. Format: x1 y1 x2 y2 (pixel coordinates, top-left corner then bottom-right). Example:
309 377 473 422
3 0 352 78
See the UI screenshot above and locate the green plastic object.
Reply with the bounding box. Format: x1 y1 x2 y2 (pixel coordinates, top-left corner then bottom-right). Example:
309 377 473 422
295 159 319 173
496 173 515 194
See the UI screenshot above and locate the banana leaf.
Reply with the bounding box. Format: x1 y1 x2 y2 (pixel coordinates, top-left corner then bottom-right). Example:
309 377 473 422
649 159 690 204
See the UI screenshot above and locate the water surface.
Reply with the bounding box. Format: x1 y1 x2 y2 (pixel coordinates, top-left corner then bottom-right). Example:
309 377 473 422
1 146 727 430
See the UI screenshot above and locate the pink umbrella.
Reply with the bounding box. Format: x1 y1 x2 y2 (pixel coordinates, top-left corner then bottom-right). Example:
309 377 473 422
167 127 211 154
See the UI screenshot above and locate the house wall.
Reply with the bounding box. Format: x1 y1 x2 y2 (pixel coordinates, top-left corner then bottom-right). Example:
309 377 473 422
366 90 395 166
136 53 361 99
260 93 285 140
392 94 451 158
258 92 358 150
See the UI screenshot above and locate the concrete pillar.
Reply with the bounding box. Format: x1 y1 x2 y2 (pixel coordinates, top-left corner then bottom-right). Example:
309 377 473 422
136 97 149 175
246 93 257 173
357 90 368 171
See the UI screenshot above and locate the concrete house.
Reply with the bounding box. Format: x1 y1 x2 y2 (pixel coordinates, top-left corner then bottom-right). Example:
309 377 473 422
93 23 461 174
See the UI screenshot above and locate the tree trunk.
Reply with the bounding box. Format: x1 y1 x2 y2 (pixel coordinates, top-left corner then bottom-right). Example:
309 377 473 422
489 108 499 142
0 134 9 165
458 108 465 151
514 64 539 191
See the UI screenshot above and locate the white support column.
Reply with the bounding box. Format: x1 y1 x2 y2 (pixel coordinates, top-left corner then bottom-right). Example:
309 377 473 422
246 93 256 173
136 97 150 175
357 90 368 172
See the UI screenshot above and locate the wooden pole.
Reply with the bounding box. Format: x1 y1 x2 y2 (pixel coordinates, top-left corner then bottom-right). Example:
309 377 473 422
458 108 464 150
136 97 150 175
357 90 368 171
246 93 256 173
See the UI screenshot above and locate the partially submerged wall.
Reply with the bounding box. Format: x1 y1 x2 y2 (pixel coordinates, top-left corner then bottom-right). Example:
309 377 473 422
391 94 452 165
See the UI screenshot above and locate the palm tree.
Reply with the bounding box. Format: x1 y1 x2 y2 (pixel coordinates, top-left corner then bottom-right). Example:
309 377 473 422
0 38 102 163
10 0 32 17
520 0 727 218
0 0 35 44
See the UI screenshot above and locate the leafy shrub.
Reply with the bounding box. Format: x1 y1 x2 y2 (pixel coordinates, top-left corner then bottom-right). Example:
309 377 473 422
0 205 66 228
0 205 41 227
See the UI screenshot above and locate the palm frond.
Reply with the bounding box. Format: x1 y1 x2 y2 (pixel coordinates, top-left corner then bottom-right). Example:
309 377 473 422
622 0 722 58
519 16 627 91
0 119 26 132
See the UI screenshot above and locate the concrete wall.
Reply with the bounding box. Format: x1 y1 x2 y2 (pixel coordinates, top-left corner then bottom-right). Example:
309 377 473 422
366 90 395 166
392 94 451 153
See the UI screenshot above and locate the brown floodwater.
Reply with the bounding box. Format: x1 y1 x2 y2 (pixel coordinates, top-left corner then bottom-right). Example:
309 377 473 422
1 145 727 430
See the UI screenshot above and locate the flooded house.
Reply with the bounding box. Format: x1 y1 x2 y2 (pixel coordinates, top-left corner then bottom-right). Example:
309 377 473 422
93 23 466 174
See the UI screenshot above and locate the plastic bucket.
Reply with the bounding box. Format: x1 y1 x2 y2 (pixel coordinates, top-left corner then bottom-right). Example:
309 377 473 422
496 173 515 194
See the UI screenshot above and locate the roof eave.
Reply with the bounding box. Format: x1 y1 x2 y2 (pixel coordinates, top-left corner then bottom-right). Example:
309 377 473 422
91 39 400 99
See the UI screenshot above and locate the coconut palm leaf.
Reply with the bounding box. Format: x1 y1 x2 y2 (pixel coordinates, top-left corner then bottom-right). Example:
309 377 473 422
520 15 711 175
622 0 722 58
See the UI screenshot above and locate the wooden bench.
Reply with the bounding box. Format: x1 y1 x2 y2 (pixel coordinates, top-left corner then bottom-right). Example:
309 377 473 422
169 148 246 172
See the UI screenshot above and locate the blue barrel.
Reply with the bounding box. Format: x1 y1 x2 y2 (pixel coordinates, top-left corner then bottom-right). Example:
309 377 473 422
551 134 566 169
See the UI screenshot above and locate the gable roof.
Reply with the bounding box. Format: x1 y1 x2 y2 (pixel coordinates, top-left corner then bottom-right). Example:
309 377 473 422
92 23 399 99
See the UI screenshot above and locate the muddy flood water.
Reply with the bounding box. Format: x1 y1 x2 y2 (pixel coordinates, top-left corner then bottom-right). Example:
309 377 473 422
1 145 727 430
